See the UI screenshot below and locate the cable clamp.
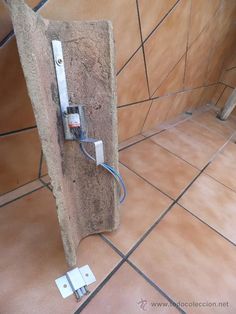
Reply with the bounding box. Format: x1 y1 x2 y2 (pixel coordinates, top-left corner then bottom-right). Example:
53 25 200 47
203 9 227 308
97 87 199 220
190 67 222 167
55 265 96 301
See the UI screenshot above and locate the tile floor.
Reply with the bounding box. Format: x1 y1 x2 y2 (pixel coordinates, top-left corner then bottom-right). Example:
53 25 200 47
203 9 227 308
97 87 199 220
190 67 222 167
0 107 236 314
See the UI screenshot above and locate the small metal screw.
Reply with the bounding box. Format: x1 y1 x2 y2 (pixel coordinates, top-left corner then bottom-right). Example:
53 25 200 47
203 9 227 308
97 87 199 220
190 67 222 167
56 58 63 66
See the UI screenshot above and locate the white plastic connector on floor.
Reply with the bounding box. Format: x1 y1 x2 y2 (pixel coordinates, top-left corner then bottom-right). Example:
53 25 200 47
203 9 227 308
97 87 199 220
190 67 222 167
55 265 96 300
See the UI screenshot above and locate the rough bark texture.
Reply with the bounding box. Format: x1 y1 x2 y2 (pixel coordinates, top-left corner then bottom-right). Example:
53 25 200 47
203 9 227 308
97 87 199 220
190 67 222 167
6 0 119 267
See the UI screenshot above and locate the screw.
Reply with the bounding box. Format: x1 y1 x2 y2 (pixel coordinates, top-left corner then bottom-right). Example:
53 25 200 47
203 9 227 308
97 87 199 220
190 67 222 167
56 58 63 66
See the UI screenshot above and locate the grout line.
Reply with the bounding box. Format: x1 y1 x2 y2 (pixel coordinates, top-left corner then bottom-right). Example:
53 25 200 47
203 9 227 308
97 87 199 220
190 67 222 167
136 0 151 97
225 66 236 71
116 0 180 77
0 30 14 47
0 176 44 198
0 185 45 208
119 128 166 152
116 45 142 76
99 234 125 259
119 161 175 201
149 139 200 170
38 150 44 178
126 260 185 314
140 100 153 132
82 152 233 312
201 5 223 86
75 260 125 313
118 103 211 152
218 82 235 90
182 0 192 88
178 204 236 247
204 172 236 196
0 0 49 48
215 85 227 106
0 125 37 137
39 177 52 191
150 53 185 98
117 82 218 108
141 0 180 45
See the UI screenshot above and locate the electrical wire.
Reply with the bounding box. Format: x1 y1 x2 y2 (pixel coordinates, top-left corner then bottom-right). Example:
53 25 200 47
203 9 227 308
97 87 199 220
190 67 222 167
79 140 126 203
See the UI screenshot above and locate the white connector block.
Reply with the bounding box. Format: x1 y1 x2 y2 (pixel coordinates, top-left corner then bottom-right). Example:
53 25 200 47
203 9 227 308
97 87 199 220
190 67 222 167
55 265 96 299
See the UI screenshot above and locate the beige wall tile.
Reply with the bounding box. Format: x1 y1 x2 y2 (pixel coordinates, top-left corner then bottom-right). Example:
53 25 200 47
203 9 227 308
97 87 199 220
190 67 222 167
142 95 175 131
199 85 219 106
40 155 48 177
220 68 236 88
0 129 41 195
188 0 221 45
212 84 226 105
153 56 185 97
0 0 40 43
184 23 214 89
204 0 236 85
0 38 36 134
40 0 141 72
117 49 149 106
138 0 176 40
144 0 190 95
118 101 151 142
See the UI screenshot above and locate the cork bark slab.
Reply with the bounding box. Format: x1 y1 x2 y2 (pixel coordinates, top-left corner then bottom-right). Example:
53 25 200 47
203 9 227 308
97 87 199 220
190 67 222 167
6 0 119 267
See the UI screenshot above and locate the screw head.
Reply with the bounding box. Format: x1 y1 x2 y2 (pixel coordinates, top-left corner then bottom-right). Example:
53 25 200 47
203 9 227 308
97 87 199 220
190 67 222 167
56 58 63 66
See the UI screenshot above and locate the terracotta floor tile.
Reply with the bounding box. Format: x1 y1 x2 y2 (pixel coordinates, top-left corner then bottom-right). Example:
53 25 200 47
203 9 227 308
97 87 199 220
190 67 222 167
192 111 235 137
149 122 226 169
130 204 236 313
176 119 228 149
179 174 236 243
205 142 236 192
0 179 43 206
119 139 198 199
81 262 178 314
104 164 172 253
0 188 120 314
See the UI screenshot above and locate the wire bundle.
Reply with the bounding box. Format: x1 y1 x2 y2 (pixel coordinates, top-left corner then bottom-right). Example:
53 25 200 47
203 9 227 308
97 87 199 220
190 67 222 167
79 139 126 203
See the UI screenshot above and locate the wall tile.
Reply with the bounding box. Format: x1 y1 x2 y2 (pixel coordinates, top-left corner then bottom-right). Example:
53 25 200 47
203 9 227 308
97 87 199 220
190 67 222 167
166 91 190 120
0 0 40 43
220 68 236 88
118 101 151 142
153 56 185 97
0 129 41 195
212 84 226 105
0 38 36 134
184 22 214 89
40 155 48 177
144 0 190 95
40 0 141 72
187 87 205 109
199 85 219 106
217 86 234 108
188 0 221 45
142 94 176 131
204 0 236 85
138 0 177 40
117 49 149 106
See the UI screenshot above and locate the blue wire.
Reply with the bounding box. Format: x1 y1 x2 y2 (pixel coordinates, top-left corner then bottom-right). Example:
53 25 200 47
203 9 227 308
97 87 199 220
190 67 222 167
79 141 127 203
